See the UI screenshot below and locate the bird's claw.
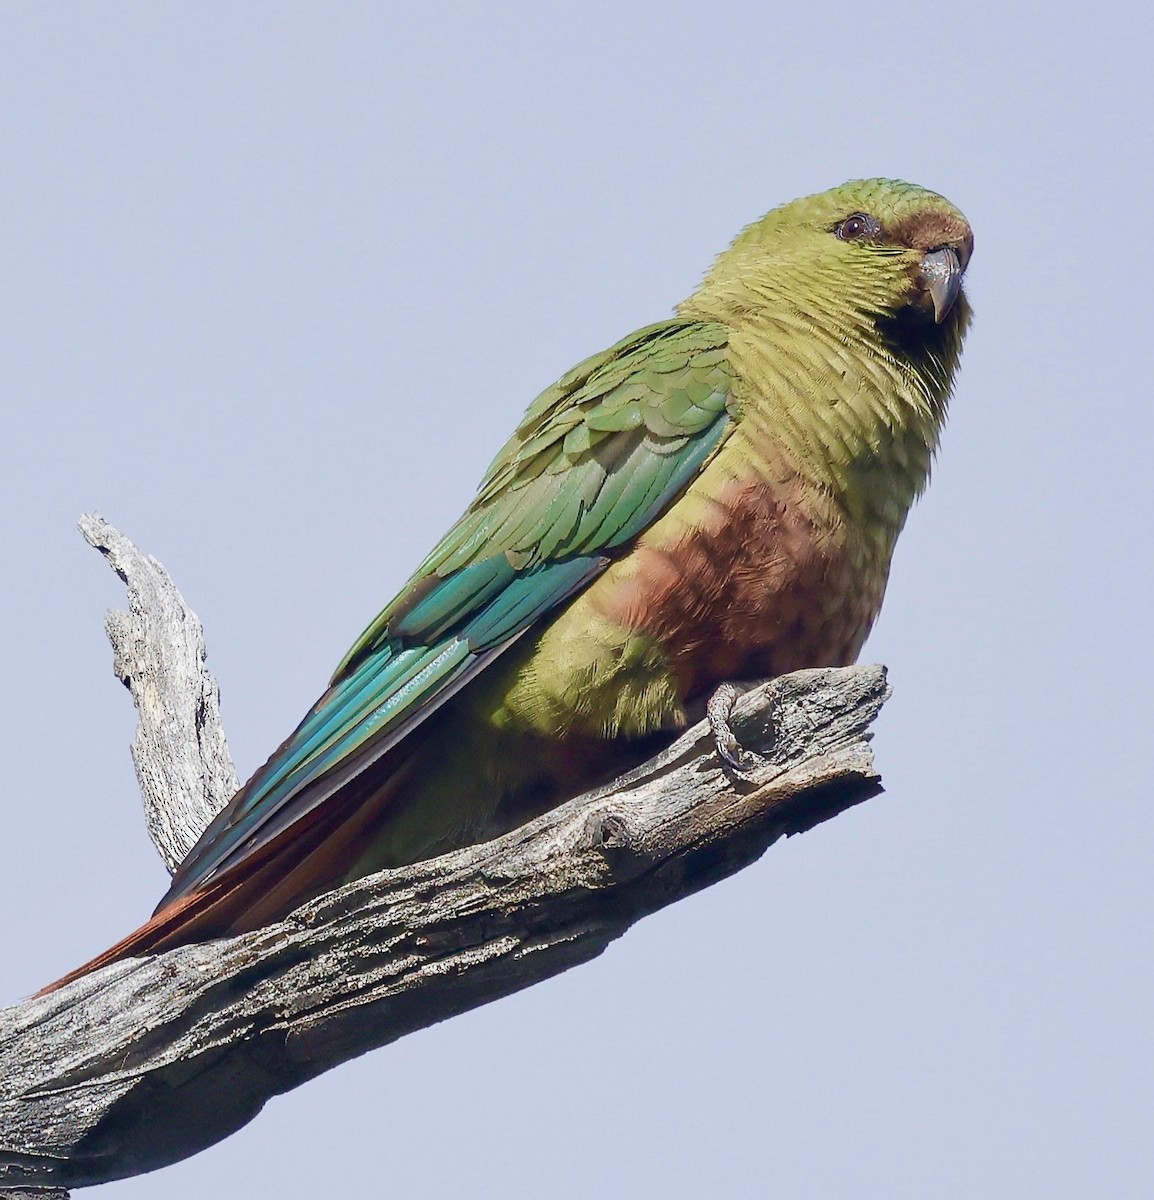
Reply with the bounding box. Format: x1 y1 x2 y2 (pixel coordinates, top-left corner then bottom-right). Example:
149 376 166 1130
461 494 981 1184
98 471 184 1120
707 683 770 780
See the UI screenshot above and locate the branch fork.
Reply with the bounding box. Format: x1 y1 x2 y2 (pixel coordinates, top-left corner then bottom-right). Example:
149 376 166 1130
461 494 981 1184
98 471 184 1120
0 515 889 1194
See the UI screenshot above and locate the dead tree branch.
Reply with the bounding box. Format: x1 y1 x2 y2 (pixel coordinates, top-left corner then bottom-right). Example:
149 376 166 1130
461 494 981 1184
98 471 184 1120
76 514 237 873
0 518 888 1194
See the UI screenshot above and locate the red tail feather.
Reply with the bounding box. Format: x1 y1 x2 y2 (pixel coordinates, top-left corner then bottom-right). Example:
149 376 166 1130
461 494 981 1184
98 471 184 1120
37 754 413 996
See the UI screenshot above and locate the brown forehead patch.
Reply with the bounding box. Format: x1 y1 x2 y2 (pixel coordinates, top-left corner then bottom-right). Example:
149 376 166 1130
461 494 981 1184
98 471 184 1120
887 209 973 261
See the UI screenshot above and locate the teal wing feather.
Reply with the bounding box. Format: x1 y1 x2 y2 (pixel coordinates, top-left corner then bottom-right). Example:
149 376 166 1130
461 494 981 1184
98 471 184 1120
160 318 737 906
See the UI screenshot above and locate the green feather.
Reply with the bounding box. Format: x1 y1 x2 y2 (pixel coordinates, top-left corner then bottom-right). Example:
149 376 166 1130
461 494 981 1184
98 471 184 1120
158 178 972 918
160 317 737 903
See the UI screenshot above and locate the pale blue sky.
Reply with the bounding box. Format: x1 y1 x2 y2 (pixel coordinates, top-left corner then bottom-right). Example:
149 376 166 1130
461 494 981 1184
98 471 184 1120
3 2 1153 1196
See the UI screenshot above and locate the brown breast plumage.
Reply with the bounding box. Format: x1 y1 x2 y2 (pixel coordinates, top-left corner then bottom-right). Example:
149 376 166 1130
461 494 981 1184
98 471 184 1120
590 465 889 703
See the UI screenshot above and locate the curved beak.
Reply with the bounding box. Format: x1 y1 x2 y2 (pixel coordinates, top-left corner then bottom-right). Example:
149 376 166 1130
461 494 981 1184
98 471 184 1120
920 246 964 323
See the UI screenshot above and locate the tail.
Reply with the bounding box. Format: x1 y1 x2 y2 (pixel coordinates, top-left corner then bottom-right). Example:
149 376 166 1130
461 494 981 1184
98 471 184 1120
36 883 242 995
37 752 415 996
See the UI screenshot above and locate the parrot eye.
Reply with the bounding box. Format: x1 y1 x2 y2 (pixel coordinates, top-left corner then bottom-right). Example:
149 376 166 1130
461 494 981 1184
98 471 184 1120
836 213 881 242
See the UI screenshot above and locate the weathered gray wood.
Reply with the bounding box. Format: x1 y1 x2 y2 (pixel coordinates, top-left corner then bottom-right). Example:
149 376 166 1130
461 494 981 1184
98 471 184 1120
77 513 237 873
0 524 889 1194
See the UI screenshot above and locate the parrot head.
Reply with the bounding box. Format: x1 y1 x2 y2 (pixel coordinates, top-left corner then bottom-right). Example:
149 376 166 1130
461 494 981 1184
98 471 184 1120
683 177 973 350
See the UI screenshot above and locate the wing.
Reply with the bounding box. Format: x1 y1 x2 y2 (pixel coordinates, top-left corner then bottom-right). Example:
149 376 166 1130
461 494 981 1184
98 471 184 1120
160 318 737 906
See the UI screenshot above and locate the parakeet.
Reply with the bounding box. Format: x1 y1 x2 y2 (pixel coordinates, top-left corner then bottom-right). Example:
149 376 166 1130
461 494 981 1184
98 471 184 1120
47 178 972 991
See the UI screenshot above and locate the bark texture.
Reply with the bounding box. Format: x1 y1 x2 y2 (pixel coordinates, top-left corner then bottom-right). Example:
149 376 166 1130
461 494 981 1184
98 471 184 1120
76 513 238 874
0 519 889 1194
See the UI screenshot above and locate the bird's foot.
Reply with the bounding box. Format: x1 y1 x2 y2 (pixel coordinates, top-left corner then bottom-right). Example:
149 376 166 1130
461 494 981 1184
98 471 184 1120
707 682 770 780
